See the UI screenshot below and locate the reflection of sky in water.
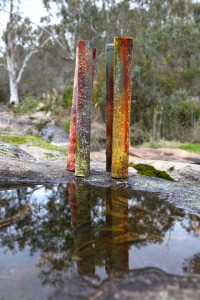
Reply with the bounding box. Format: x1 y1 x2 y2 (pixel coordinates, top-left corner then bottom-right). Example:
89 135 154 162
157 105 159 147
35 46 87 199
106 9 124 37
0 247 52 300
29 185 64 204
91 198 106 223
129 221 200 275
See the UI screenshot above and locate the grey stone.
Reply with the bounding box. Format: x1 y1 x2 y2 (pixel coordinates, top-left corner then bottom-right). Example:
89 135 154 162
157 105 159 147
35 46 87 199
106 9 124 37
39 124 68 143
90 267 200 300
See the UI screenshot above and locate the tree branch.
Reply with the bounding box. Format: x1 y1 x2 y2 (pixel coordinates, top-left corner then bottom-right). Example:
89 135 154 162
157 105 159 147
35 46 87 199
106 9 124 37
16 36 50 84
0 8 72 59
16 49 38 84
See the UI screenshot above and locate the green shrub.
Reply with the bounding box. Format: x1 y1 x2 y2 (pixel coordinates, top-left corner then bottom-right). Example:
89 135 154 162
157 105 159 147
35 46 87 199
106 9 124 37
62 120 71 133
92 56 106 118
61 86 73 108
35 120 50 132
13 98 39 115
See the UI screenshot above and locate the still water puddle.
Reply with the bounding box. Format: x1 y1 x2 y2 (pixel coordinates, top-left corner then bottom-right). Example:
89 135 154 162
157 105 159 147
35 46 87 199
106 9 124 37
0 183 200 299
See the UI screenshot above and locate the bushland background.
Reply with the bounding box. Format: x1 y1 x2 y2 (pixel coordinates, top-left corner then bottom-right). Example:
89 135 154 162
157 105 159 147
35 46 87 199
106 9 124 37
1 0 200 153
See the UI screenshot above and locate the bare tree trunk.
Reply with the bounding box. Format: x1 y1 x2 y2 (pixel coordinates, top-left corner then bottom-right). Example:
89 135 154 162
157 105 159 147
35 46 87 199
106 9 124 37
9 74 19 105
5 0 19 105
6 55 19 105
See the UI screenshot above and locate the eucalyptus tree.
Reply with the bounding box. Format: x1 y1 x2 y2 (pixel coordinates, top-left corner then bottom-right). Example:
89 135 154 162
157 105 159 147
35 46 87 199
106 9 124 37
42 0 135 54
0 0 51 105
0 0 71 105
130 0 200 142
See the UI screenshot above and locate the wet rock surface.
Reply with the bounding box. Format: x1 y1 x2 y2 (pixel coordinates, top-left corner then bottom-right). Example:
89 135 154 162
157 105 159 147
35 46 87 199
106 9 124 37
1 143 200 213
48 268 200 300
90 268 200 300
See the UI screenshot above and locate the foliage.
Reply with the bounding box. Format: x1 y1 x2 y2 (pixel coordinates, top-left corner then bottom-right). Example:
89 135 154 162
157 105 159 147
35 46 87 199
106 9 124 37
92 56 106 118
13 98 39 115
62 120 70 133
61 86 73 108
180 143 200 154
35 119 50 132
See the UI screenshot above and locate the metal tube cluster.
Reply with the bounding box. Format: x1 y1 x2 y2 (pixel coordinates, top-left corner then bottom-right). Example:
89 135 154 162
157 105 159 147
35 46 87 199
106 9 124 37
67 37 133 178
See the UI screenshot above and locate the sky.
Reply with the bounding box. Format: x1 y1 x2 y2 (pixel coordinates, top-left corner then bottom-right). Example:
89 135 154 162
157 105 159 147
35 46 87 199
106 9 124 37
0 0 103 28
21 0 47 23
0 0 48 28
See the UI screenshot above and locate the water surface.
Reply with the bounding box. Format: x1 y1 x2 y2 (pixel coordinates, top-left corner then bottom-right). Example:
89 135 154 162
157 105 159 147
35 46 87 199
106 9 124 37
0 183 200 299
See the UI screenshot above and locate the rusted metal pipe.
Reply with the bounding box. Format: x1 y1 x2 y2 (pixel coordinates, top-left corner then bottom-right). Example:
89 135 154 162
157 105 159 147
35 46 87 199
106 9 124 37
111 37 133 178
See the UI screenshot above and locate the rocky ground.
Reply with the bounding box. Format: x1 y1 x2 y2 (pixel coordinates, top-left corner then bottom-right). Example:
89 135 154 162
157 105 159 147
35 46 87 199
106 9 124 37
90 268 200 300
1 143 200 214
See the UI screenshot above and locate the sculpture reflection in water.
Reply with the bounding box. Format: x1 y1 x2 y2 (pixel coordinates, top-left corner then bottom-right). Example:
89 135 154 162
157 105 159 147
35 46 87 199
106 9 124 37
105 188 129 274
68 183 129 276
68 182 95 276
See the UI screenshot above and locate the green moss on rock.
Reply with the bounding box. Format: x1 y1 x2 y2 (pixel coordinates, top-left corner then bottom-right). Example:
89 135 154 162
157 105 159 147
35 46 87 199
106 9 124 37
0 134 65 154
129 163 174 181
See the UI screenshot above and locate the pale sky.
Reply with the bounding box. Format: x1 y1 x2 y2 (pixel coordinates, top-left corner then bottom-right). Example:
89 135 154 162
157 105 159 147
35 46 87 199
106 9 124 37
21 0 47 23
0 0 48 27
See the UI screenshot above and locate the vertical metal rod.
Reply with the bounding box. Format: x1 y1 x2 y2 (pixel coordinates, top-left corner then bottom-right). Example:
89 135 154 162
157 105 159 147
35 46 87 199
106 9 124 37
105 43 114 172
106 187 129 273
75 40 93 177
111 37 133 178
67 47 78 171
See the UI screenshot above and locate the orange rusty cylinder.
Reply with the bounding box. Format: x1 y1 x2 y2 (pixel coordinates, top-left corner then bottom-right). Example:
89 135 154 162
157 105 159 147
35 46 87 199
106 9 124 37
105 43 114 172
105 187 129 273
67 47 78 171
68 182 94 276
67 45 96 172
111 36 133 178
75 40 93 177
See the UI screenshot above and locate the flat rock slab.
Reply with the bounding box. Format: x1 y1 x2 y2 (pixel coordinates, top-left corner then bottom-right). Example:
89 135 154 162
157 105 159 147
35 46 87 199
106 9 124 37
90 267 200 300
129 147 200 164
1 151 200 214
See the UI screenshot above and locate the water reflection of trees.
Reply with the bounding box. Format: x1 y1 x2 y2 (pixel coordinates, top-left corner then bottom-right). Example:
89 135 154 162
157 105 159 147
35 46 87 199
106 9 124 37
0 184 75 287
128 193 185 246
181 213 200 237
183 253 200 275
0 183 200 288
